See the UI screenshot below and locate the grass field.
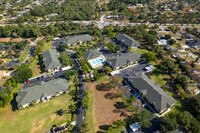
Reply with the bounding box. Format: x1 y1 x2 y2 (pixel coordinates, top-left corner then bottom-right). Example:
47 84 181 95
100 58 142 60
42 42 52 52
134 48 148 55
18 50 29 63
0 92 74 133
87 76 129 132
85 89 95 133
29 56 45 77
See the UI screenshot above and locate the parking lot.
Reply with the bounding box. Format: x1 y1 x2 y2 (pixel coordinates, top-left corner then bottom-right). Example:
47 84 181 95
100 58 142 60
115 62 153 78
22 70 64 89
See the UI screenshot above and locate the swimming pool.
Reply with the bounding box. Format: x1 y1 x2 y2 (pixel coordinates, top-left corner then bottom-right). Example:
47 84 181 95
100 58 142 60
91 59 103 65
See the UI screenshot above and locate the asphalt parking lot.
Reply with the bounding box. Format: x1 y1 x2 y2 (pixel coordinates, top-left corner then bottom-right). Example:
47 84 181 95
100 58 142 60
116 62 151 78
22 71 64 89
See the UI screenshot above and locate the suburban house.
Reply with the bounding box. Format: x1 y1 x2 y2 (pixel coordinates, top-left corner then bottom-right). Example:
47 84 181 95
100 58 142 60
16 78 69 108
0 71 6 79
187 38 200 50
83 49 106 68
59 34 92 46
115 34 140 49
157 39 168 45
0 38 10 43
0 50 5 57
127 74 176 113
42 49 62 72
106 52 141 70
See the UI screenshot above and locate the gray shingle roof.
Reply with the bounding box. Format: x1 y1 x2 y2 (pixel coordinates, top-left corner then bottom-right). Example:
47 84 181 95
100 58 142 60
42 49 61 70
62 34 92 45
127 74 176 112
191 38 200 47
16 78 69 107
83 49 102 60
115 34 140 48
106 52 141 69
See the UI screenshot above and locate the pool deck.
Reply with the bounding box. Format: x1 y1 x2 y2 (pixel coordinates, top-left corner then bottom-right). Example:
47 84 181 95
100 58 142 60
88 55 106 68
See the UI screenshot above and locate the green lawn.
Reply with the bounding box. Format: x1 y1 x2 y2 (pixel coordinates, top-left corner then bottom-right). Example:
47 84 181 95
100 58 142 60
29 56 45 77
85 89 95 133
151 74 166 86
42 42 52 52
134 48 148 55
18 50 29 63
0 92 74 133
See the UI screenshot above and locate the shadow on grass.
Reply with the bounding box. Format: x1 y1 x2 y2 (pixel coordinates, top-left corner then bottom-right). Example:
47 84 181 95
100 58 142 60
10 93 18 111
114 102 126 109
55 109 66 116
104 92 117 100
99 125 112 131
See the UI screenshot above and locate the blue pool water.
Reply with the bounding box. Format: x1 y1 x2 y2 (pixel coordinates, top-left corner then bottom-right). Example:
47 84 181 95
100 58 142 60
91 59 103 65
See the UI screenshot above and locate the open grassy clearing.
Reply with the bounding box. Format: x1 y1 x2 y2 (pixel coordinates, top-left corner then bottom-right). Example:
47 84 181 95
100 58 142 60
18 50 29 63
29 56 46 77
42 41 52 52
134 48 148 55
0 76 10 86
87 76 129 132
0 91 74 133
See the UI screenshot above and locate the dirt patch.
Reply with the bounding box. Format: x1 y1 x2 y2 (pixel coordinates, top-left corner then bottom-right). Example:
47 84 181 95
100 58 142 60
90 81 130 132
30 119 46 133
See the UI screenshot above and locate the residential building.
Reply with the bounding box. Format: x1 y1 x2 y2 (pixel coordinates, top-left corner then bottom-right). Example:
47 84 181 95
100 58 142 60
115 34 140 49
129 123 140 132
59 34 92 46
0 50 5 57
16 78 69 108
157 39 168 45
106 52 141 70
83 49 106 68
0 71 6 79
42 49 61 72
187 38 200 50
0 38 10 43
127 74 176 113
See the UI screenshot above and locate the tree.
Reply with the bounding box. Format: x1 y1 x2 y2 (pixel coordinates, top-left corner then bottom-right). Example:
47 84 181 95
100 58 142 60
145 34 158 45
113 120 125 128
168 39 176 45
68 103 76 114
104 66 112 74
79 121 89 133
160 114 178 131
142 52 157 63
127 47 132 52
108 43 116 53
148 30 157 36
160 59 179 74
177 111 193 128
115 45 121 52
13 66 33 83
93 69 100 80
107 127 114 133
60 53 73 66
59 43 69 52
165 34 171 40
184 96 200 121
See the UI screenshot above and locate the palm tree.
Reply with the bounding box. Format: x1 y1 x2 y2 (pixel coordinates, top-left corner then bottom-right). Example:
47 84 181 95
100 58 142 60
73 76 79 86
68 103 76 114
82 91 88 98
79 121 89 133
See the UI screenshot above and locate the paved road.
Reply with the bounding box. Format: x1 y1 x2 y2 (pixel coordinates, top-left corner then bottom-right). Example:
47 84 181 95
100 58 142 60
74 60 84 133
